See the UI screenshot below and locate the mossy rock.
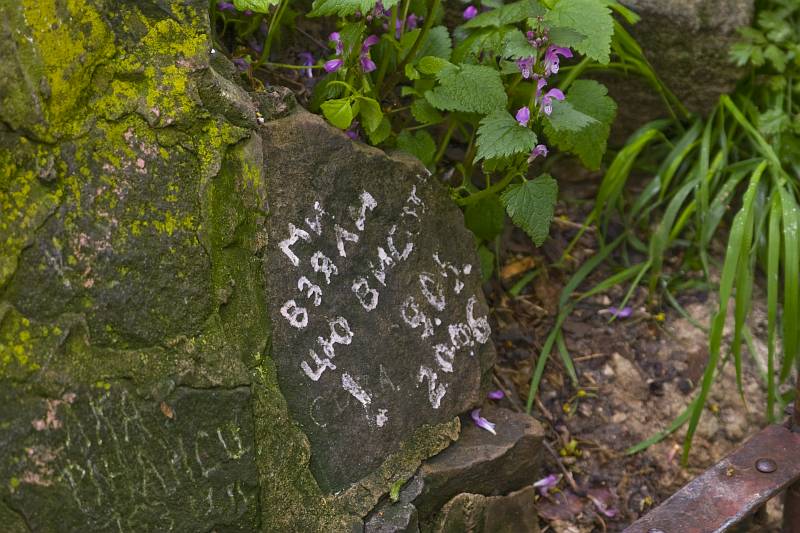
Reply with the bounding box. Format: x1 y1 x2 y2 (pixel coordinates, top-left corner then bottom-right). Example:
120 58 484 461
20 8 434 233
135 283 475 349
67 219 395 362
0 1 494 531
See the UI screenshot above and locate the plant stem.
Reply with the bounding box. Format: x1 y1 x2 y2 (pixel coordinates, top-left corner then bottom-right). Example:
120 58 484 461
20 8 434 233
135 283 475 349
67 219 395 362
263 63 326 70
380 0 441 99
254 0 289 69
456 170 519 206
433 119 457 165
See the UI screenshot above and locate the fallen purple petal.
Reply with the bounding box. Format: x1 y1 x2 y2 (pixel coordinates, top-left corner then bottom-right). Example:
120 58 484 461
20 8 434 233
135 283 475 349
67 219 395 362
470 409 496 435
533 473 560 496
487 390 505 400
587 488 619 518
217 1 236 11
606 306 633 318
232 57 249 71
463 5 478 19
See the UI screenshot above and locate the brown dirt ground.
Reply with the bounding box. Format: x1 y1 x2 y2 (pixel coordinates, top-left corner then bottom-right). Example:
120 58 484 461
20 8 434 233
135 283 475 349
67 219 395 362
485 202 787 532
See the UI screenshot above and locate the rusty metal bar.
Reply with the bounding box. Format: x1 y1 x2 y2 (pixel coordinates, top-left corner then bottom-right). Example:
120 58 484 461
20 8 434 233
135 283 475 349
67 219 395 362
623 423 800 533
783 392 800 533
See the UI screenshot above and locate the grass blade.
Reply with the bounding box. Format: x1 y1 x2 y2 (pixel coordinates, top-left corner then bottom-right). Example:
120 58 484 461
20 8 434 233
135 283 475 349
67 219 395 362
779 187 800 380
681 160 767 464
766 193 781 420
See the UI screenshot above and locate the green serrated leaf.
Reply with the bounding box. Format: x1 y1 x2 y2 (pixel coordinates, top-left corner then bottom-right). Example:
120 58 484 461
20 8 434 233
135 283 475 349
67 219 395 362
233 0 279 13
475 110 537 161
463 0 545 28
502 29 538 59
405 63 421 80
356 97 383 132
411 99 443 124
321 98 354 130
545 99 598 133
366 116 392 145
543 80 616 169
544 0 613 63
396 130 436 167
417 26 453 61
501 174 558 246
465 194 506 241
310 0 399 17
425 64 508 114
547 26 586 49
417 56 451 75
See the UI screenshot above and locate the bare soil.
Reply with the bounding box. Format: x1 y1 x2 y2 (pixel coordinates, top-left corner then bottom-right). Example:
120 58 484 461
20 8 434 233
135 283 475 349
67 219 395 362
485 203 785 532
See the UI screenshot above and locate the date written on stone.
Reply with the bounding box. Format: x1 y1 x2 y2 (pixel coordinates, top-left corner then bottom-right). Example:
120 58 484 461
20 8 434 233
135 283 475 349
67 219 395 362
276 180 490 428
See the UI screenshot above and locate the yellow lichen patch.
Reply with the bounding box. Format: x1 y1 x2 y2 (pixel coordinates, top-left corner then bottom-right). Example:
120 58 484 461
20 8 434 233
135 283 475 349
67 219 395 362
0 307 46 374
20 0 116 138
0 150 63 288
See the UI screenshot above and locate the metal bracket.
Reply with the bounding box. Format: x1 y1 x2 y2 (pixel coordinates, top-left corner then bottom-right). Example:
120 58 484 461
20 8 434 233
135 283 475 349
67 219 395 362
623 423 800 533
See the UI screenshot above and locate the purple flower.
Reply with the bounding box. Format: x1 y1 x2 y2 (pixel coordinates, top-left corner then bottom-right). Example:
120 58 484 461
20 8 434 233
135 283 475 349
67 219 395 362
470 409 497 435
395 14 420 38
346 120 360 140
329 32 344 55
516 56 535 79
243 9 253 16
540 87 565 115
359 35 379 73
515 106 530 126
360 55 377 72
298 52 315 78
533 474 560 496
528 144 548 162
361 34 379 51
232 57 249 71
535 76 547 99
488 390 505 400
217 1 236 11
605 306 633 318
373 0 389 18
324 58 344 72
463 5 478 19
544 45 573 76
248 37 263 54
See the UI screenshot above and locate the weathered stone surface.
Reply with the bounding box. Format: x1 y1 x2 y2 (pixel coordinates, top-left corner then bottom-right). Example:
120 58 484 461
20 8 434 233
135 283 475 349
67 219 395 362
428 486 539 533
1 385 259 531
0 1 496 531
263 112 495 492
365 502 420 533
605 0 753 135
412 406 545 518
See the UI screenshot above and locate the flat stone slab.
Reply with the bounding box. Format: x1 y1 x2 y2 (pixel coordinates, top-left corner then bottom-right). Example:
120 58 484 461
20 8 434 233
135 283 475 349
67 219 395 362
263 111 495 492
411 406 545 517
429 486 539 533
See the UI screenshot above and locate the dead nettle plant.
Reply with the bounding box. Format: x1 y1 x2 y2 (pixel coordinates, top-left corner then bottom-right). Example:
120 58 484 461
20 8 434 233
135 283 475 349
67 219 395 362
210 0 636 272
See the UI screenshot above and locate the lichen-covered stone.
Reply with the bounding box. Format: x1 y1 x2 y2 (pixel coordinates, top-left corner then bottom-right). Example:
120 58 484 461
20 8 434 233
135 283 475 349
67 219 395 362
0 1 497 531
